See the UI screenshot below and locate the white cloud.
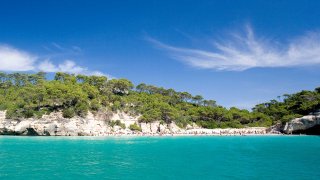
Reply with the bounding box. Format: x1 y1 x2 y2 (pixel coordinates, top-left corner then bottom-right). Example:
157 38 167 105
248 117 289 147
0 44 107 77
0 45 37 71
58 60 86 74
148 25 320 71
37 60 106 76
38 60 58 72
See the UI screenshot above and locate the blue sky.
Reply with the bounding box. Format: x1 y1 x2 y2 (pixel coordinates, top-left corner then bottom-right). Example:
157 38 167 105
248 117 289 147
1 0 320 109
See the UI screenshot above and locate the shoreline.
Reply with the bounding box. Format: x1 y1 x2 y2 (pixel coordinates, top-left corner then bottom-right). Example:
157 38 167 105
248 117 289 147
0 134 285 137
1 134 310 138
3 111 318 137
0 132 285 137
1 112 278 136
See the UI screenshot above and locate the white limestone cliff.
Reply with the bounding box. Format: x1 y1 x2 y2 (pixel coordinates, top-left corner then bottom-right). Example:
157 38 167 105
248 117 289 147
283 114 320 134
0 110 186 136
0 110 270 136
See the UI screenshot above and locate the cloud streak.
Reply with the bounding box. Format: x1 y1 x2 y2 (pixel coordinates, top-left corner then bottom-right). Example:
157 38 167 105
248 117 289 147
0 45 37 71
148 25 320 71
0 44 106 77
38 60 106 76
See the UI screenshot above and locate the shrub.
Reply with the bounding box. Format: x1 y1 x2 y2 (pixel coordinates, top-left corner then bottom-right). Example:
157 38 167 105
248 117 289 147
129 123 142 132
196 121 218 129
75 102 88 117
109 120 126 129
5 106 17 119
34 109 49 119
175 116 191 128
23 109 34 118
90 99 101 111
111 101 121 112
63 108 75 118
5 105 29 119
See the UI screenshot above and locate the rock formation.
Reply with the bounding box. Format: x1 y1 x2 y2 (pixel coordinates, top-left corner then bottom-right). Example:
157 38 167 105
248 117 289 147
0 110 189 136
0 110 269 136
283 115 320 134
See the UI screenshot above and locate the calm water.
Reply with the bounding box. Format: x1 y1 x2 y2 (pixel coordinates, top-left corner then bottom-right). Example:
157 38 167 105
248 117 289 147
0 136 319 179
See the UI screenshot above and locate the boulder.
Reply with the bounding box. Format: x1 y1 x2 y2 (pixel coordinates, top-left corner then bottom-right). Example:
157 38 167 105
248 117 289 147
283 115 320 134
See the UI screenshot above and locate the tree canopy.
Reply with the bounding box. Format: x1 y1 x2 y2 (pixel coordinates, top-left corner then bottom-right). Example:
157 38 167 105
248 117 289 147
0 72 319 128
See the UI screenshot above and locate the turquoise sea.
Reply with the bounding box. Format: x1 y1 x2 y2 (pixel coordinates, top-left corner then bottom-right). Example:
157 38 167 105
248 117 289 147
0 136 319 179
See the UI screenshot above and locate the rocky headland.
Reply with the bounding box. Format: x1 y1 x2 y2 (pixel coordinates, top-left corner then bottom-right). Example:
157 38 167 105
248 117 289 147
282 114 320 135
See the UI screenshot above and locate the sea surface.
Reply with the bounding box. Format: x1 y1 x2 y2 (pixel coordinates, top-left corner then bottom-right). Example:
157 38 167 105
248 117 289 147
0 136 319 179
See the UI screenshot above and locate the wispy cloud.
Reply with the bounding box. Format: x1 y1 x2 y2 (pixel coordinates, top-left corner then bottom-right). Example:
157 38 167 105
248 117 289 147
43 42 82 57
51 42 64 51
0 44 108 77
0 45 37 71
50 42 82 53
148 25 320 71
38 60 107 76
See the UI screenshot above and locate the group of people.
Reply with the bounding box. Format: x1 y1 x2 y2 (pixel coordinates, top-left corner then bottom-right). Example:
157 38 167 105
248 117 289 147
94 128 278 136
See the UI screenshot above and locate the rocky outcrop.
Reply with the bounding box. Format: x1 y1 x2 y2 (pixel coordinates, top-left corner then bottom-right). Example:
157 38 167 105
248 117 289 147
266 123 282 134
0 110 270 136
110 112 140 128
0 111 187 136
283 115 320 134
0 111 112 136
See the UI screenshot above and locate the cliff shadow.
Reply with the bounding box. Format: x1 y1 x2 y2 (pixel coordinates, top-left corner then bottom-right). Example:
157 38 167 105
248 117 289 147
26 128 39 136
292 125 320 135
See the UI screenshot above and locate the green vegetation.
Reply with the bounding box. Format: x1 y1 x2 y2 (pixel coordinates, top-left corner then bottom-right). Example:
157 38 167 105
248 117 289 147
62 108 75 118
0 72 319 128
253 89 320 124
109 120 126 129
129 123 142 132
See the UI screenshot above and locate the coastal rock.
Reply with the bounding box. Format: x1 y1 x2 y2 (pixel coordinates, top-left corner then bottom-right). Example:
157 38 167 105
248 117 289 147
267 123 282 134
0 111 139 136
168 123 182 133
110 111 139 128
0 111 5 121
140 122 168 134
140 122 150 133
283 115 320 134
0 110 272 136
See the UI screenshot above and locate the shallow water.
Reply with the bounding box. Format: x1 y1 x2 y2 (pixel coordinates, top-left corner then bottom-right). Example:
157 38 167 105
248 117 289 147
0 136 319 179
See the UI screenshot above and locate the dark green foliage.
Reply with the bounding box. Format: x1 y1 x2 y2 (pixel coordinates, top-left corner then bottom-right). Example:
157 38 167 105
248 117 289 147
111 101 121 112
90 99 101 111
107 79 133 95
62 108 75 118
109 120 126 129
175 116 191 128
0 72 318 128
253 88 320 125
74 101 89 117
129 123 142 132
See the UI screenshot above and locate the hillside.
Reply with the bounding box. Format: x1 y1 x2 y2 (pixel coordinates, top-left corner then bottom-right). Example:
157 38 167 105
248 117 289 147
0 72 319 130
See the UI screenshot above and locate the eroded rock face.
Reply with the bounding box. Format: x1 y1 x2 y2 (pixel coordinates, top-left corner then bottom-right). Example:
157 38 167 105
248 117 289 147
0 110 271 136
0 111 186 136
266 123 282 134
0 111 130 136
283 115 320 134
